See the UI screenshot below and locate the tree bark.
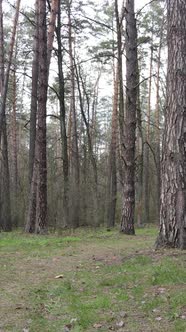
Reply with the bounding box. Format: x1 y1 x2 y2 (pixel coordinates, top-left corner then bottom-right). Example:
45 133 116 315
28 0 39 186
107 65 119 228
136 63 143 226
25 0 39 233
120 0 137 235
155 17 165 224
35 0 48 233
0 0 12 231
0 0 21 139
56 0 69 227
156 0 186 249
67 0 80 228
143 44 153 224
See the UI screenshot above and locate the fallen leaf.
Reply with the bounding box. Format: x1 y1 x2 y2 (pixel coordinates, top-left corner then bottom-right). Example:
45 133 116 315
120 311 127 318
116 320 125 328
55 274 64 279
93 323 103 328
155 317 162 321
70 318 77 324
64 323 72 331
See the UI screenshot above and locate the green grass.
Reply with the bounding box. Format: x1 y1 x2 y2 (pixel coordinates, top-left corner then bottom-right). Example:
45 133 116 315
0 226 185 331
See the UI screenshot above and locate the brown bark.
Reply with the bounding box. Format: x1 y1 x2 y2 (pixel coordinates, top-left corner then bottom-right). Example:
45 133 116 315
25 0 39 233
0 0 21 139
47 0 58 66
107 65 119 228
28 0 39 186
156 0 186 249
56 0 69 227
0 0 12 231
143 44 153 224
0 0 4 95
115 0 124 142
12 68 18 193
0 0 4 228
1 121 11 231
120 0 137 235
155 17 165 223
67 0 80 228
136 64 143 226
35 0 48 233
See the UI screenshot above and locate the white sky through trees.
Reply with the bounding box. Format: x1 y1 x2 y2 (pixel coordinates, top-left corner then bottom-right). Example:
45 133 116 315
6 0 152 12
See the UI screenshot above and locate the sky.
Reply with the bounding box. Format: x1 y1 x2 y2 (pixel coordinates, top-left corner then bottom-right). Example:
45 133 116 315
6 0 152 12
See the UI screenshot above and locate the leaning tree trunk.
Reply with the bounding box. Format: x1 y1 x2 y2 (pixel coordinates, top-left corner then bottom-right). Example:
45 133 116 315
120 0 137 234
156 0 186 249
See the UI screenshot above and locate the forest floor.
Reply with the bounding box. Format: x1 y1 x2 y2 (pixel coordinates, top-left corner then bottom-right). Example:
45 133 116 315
0 226 186 332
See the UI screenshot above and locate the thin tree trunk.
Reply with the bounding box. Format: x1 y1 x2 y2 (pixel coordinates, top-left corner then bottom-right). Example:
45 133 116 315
28 0 39 186
25 0 39 233
12 68 18 193
56 0 69 227
155 18 164 224
67 0 80 228
143 44 153 224
156 0 186 249
120 0 137 235
107 65 119 228
0 0 4 95
0 0 21 139
0 0 12 231
0 0 4 228
136 64 143 226
1 121 11 231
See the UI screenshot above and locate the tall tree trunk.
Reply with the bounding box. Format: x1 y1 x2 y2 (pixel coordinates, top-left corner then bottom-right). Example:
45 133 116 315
0 0 4 228
35 0 48 233
155 19 164 224
0 0 12 231
136 64 143 226
28 0 58 233
67 0 80 228
156 0 186 249
56 0 69 227
28 0 39 186
143 44 153 224
0 0 4 95
25 0 39 233
12 68 18 194
11 66 19 226
107 65 119 228
115 0 124 146
1 121 11 231
120 0 137 235
0 0 21 139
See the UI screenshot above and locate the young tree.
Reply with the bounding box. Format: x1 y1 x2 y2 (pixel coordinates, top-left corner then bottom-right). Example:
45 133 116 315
156 0 186 249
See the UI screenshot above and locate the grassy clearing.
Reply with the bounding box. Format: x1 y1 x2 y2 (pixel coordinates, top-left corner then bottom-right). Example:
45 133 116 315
0 226 185 331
